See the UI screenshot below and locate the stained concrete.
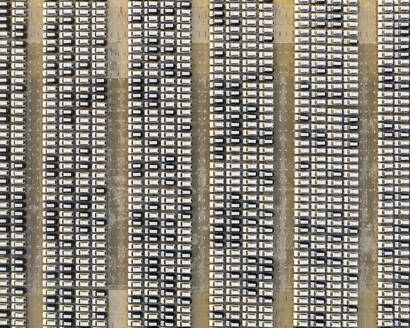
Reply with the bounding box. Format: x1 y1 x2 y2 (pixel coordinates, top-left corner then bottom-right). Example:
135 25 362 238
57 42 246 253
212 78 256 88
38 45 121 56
358 1 378 327
106 1 129 328
26 1 44 328
272 2 295 328
191 0 211 327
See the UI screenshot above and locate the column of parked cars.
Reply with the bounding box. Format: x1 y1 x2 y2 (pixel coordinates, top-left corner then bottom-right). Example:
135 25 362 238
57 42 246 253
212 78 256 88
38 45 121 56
209 1 275 327
0 0 26 327
294 0 359 327
377 1 409 327
127 1 192 327
42 1 107 327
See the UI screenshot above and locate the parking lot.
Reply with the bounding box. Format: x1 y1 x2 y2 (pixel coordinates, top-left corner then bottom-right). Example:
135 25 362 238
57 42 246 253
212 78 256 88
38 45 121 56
2 0 408 328
0 0 28 326
41 1 108 327
208 2 275 327
377 1 410 327
127 1 193 327
294 1 361 327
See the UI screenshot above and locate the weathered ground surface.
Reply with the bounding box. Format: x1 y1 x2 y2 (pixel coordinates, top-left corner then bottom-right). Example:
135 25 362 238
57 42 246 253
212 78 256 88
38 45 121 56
26 1 43 328
272 2 295 328
358 1 378 328
191 0 211 327
106 1 129 328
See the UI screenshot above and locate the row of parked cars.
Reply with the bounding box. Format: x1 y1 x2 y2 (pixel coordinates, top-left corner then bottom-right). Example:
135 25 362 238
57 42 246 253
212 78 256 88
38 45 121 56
377 1 410 327
209 1 275 328
294 1 360 327
127 1 192 328
0 1 27 327
42 1 107 327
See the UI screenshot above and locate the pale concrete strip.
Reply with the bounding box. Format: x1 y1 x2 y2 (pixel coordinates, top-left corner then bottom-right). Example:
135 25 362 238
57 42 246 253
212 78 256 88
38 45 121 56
358 1 378 327
272 3 295 328
272 43 295 328
191 0 210 327
25 1 44 328
106 1 129 328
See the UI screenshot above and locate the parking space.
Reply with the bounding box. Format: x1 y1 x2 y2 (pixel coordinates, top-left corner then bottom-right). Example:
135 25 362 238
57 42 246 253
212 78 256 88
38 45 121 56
0 0 27 327
294 1 360 327
42 0 108 327
127 1 192 327
377 1 410 327
209 1 275 327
